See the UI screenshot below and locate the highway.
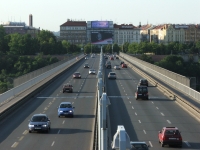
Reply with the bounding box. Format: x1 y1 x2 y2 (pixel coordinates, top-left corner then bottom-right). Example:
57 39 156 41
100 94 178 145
106 57 200 150
0 54 200 150
0 55 99 150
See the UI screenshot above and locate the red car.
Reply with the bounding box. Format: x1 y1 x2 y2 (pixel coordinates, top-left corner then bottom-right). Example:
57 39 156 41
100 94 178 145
110 57 114 60
158 127 182 147
121 63 127 68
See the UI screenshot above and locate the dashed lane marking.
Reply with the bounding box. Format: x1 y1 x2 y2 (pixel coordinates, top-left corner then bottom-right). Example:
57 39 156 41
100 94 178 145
167 120 171 124
23 130 28 135
132 106 134 109
149 141 153 147
184 141 191 147
135 112 137 115
51 141 55 146
62 120 65 124
156 107 159 109
138 120 141 123
57 130 60 134
19 136 24 141
161 112 165 116
11 142 18 148
143 130 146 134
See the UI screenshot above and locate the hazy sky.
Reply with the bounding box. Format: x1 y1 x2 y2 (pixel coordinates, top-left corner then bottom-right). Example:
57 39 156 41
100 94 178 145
1 0 200 32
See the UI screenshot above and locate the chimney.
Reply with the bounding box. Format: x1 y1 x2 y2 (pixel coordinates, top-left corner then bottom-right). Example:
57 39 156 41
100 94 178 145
29 14 33 27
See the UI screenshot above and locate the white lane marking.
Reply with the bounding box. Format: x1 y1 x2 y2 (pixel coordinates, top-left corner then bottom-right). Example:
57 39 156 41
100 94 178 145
51 141 55 146
11 142 18 148
57 94 59 96
156 107 159 109
161 112 165 116
132 106 134 109
44 107 48 110
151 101 154 104
124 90 125 92
138 120 141 123
72 102 74 104
57 130 60 134
167 120 171 124
184 141 191 147
143 130 146 134
149 141 153 147
135 112 137 116
129 101 131 104
23 130 28 135
126 94 127 95
62 120 65 124
19 136 24 141
127 97 129 99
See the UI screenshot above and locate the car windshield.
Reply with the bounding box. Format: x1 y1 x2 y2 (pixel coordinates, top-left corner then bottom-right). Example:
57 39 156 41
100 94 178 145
115 65 119 67
131 144 148 149
60 104 72 108
31 116 47 122
138 87 148 93
74 73 80 75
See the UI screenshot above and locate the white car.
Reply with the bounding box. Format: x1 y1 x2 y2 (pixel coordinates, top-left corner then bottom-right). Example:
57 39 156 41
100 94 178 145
114 65 120 70
85 57 88 59
130 141 149 150
89 69 96 74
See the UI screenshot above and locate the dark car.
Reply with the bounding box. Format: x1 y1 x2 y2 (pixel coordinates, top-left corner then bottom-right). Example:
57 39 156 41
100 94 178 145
105 61 111 69
158 127 182 147
28 114 51 133
63 83 73 93
105 56 108 59
120 61 124 65
116 56 119 59
135 86 149 100
121 63 127 68
138 79 148 86
58 102 75 118
84 63 89 68
130 141 149 150
73 72 81 78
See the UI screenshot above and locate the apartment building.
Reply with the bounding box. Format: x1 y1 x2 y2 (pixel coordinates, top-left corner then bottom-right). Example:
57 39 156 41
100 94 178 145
185 24 200 43
60 19 87 44
140 24 154 42
114 24 141 45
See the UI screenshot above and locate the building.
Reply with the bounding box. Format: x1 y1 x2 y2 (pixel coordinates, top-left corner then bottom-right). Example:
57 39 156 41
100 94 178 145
87 21 114 45
2 14 40 38
140 24 154 42
114 23 141 45
185 24 200 43
60 19 87 44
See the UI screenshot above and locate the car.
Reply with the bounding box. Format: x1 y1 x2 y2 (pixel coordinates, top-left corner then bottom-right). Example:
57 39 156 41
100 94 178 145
110 57 114 60
85 57 88 59
116 56 119 59
62 83 73 93
121 63 127 68
138 79 148 86
135 86 149 100
130 141 149 150
28 114 51 133
89 69 96 74
73 72 81 78
108 72 116 79
120 61 124 65
158 127 182 147
105 56 108 59
58 102 75 118
105 61 112 69
91 55 95 58
84 63 89 68
114 65 120 70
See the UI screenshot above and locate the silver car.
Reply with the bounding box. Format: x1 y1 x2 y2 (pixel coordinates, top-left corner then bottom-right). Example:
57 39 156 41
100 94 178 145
89 69 96 74
114 65 120 70
108 72 116 79
28 114 51 133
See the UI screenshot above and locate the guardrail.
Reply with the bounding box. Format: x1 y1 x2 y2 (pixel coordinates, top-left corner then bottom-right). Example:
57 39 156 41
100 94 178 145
0 54 84 104
119 53 200 104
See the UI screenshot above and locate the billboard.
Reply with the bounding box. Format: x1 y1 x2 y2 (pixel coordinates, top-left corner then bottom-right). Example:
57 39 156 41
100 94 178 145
91 31 113 44
91 21 109 28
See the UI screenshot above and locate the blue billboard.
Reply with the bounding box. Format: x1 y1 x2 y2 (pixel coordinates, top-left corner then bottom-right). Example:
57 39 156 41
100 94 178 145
91 31 113 44
91 21 109 28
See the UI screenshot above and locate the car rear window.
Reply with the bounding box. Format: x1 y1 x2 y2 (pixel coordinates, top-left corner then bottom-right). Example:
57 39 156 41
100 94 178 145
60 104 72 108
32 116 47 122
110 73 116 75
137 87 148 93
164 130 180 135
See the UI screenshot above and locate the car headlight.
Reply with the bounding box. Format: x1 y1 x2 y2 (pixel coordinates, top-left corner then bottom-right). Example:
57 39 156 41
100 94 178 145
29 124 34 127
59 111 63 112
69 110 72 112
42 124 47 127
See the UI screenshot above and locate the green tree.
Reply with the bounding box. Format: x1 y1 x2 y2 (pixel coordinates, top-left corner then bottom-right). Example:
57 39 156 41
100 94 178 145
0 25 7 54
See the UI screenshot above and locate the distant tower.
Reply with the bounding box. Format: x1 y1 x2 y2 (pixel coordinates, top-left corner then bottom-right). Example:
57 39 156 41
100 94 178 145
139 22 141 27
29 14 33 27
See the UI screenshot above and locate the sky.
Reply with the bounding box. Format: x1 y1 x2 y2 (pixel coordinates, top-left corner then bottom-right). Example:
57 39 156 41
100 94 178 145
1 0 200 32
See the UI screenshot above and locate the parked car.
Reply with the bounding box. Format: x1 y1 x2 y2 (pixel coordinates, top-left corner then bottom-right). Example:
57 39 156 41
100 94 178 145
28 114 51 133
114 65 120 70
158 127 182 147
108 72 116 79
62 83 73 93
121 63 127 68
73 72 81 78
58 102 75 118
89 69 96 74
84 63 89 68
138 79 148 86
135 86 149 100
130 141 149 150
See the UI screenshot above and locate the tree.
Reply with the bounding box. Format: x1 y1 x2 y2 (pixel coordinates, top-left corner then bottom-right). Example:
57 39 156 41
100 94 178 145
0 25 7 54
